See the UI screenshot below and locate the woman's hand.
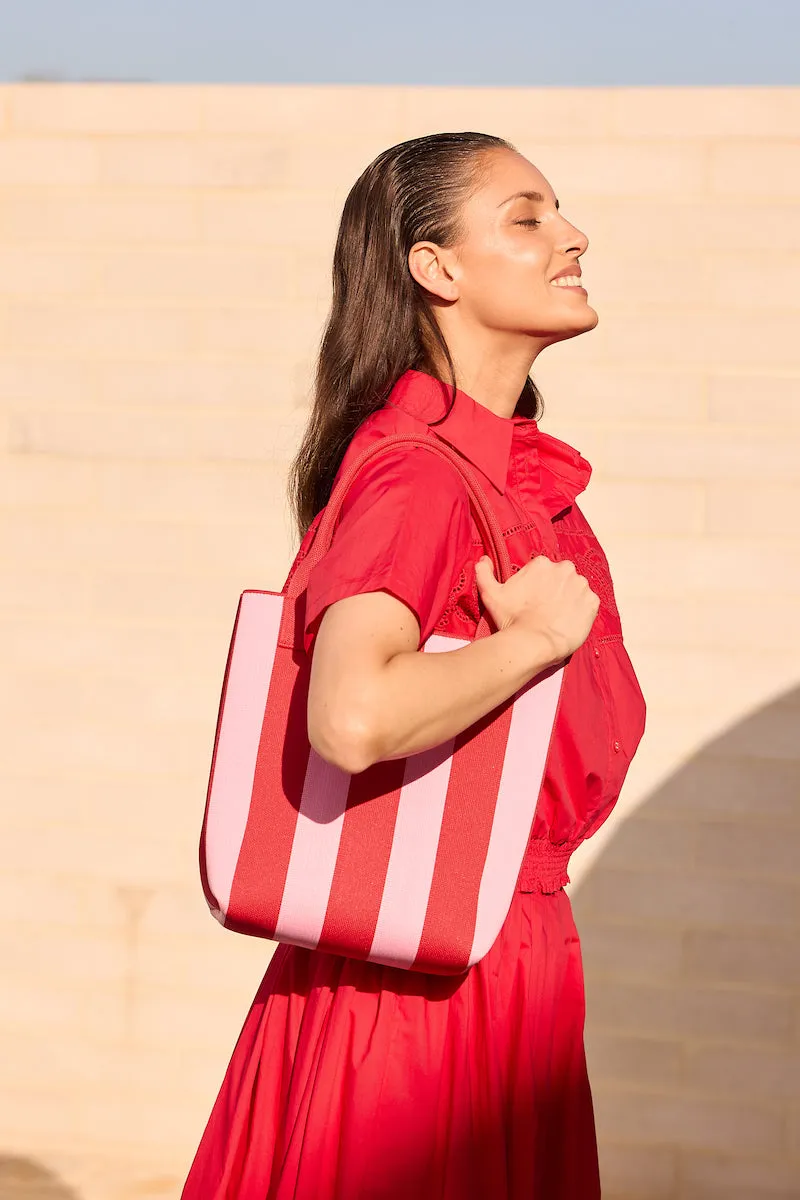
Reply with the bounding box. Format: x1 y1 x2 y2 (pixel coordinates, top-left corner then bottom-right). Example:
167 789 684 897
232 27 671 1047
475 554 599 667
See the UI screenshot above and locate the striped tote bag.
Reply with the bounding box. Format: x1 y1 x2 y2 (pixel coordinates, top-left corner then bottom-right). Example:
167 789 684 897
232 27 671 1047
200 433 565 975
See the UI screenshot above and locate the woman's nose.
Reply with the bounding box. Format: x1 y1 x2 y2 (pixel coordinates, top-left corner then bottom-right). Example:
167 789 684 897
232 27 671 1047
559 221 589 257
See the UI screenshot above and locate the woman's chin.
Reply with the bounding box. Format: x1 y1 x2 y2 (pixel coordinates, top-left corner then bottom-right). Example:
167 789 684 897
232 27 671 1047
579 304 600 332
541 308 600 345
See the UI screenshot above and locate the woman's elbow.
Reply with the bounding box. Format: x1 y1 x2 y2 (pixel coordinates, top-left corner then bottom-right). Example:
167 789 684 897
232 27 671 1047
307 705 381 776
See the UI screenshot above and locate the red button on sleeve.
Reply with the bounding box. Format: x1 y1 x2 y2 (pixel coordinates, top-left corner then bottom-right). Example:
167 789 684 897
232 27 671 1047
303 444 473 653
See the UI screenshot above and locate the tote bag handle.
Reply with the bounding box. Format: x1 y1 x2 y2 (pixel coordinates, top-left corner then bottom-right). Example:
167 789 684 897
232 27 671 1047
280 432 513 648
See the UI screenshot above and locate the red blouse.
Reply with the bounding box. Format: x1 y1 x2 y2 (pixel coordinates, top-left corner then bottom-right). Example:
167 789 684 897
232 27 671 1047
303 369 646 893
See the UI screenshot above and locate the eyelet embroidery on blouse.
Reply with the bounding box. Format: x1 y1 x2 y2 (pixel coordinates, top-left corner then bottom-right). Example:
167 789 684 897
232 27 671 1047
435 568 468 630
502 521 537 539
571 545 620 622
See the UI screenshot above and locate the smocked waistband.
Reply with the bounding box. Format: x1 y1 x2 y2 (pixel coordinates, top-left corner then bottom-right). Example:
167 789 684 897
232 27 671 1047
516 838 578 894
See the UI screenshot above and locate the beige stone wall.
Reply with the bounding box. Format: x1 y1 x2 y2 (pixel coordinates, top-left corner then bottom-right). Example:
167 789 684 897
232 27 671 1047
0 84 797 1200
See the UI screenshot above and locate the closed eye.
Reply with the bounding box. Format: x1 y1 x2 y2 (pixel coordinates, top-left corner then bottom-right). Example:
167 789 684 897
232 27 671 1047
515 218 541 228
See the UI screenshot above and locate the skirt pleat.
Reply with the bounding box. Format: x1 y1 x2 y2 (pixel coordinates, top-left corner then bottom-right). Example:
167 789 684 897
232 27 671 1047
181 889 600 1200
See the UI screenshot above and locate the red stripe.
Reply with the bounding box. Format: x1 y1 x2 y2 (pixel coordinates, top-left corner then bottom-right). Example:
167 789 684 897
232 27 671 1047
413 701 513 973
316 758 406 958
227 645 311 934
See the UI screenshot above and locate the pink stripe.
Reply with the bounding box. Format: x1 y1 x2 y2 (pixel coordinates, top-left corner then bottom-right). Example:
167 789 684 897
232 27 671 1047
468 666 564 965
273 749 352 949
204 592 283 920
368 634 467 967
368 739 455 968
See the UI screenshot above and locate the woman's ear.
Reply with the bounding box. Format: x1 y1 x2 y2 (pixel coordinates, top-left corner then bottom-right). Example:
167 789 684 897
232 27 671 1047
408 241 460 303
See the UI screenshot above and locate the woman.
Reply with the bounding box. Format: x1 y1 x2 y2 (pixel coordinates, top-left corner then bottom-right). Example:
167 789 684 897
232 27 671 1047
183 131 646 1199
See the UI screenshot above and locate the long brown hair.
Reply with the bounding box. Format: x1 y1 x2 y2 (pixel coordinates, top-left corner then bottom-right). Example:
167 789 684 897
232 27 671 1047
289 132 544 537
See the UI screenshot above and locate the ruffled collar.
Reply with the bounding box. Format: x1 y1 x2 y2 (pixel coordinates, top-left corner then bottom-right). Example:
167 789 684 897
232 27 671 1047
386 369 592 518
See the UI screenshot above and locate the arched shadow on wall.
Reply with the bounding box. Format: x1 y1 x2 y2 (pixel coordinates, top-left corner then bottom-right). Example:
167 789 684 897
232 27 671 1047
572 684 800 1200
0 1157 81 1199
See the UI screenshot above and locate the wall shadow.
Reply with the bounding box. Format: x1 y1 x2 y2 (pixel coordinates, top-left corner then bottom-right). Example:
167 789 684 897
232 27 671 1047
572 684 800 1199
0 1157 81 1199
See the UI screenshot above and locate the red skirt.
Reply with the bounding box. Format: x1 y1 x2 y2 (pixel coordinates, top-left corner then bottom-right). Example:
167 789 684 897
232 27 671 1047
181 888 600 1200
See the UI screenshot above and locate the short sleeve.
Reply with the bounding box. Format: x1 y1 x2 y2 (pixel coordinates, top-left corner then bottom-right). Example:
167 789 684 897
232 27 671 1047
303 444 473 652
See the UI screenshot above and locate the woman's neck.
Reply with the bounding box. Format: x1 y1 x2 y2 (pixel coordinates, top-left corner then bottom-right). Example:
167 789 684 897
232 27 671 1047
431 328 544 419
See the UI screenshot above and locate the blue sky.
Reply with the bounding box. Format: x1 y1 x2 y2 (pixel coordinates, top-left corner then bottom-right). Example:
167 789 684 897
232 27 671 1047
2 0 797 85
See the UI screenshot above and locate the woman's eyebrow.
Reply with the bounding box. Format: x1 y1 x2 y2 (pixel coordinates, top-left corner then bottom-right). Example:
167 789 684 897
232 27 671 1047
498 190 559 210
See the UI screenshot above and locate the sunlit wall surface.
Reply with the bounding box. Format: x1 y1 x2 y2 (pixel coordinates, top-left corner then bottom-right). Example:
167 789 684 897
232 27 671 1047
1 85 798 1200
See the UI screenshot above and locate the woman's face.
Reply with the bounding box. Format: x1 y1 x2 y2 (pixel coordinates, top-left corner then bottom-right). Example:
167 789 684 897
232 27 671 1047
440 149 597 344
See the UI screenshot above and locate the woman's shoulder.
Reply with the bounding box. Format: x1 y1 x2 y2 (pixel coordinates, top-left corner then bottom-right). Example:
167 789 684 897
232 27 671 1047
303 405 475 649
336 406 469 504
341 400 425 458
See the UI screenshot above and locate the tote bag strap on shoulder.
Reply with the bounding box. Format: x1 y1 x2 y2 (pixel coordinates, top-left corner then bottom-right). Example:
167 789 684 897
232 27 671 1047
279 432 513 649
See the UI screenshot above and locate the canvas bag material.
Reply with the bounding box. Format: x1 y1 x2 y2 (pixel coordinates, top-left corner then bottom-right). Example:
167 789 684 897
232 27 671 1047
200 432 565 975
